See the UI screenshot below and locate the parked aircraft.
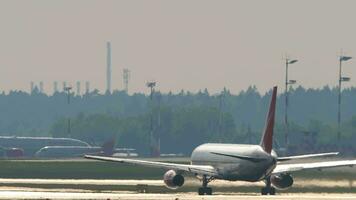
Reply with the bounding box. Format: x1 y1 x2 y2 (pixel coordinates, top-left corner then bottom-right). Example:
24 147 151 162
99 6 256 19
85 86 356 195
36 139 135 158
0 136 89 157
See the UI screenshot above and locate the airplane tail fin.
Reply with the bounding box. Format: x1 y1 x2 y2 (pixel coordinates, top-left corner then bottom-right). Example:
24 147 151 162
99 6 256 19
259 86 277 154
101 137 116 156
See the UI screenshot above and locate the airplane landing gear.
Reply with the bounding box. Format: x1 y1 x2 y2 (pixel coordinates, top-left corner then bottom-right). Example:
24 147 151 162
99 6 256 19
261 186 275 195
261 176 276 195
198 187 212 195
198 175 213 195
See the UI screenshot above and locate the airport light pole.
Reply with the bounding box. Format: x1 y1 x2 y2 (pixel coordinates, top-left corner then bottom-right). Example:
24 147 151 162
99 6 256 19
284 59 298 147
147 82 156 101
157 92 161 156
337 55 352 141
218 93 225 142
146 81 158 157
64 86 72 135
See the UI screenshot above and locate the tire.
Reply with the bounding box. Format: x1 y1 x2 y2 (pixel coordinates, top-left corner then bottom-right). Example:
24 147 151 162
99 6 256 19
198 188 205 195
261 187 268 195
269 187 276 195
206 187 212 195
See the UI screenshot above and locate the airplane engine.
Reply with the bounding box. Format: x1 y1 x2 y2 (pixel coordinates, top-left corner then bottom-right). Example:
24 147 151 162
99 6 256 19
270 173 293 190
163 170 185 189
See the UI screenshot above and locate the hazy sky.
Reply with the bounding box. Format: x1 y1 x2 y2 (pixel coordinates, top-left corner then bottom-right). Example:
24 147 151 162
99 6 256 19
1 0 356 94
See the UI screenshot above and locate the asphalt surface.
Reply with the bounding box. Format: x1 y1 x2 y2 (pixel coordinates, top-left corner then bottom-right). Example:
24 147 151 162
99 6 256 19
0 178 355 199
0 191 355 200
0 178 354 188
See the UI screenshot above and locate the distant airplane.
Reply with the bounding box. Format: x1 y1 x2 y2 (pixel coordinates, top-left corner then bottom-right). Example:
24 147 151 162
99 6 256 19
0 136 90 157
85 86 356 195
36 139 135 158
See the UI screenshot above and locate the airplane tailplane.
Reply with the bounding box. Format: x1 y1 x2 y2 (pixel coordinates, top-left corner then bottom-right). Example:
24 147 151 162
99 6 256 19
102 137 116 156
259 86 277 154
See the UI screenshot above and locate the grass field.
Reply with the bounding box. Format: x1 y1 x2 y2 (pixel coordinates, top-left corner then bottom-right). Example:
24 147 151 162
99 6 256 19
0 159 172 179
1 158 356 180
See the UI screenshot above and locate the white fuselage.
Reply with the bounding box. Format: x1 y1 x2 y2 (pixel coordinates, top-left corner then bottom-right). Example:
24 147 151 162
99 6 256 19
191 143 277 181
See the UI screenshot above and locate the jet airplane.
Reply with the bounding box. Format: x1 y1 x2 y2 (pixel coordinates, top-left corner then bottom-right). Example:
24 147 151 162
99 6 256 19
37 138 134 158
85 86 356 195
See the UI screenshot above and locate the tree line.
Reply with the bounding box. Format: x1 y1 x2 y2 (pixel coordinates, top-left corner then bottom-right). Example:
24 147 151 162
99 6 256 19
1 86 356 155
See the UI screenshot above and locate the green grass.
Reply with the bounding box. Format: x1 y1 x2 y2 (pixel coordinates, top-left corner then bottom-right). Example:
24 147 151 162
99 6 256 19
1 159 356 180
293 169 356 180
0 159 171 179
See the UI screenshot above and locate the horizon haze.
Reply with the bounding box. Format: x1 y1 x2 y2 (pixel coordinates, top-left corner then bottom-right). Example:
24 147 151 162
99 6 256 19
1 0 356 94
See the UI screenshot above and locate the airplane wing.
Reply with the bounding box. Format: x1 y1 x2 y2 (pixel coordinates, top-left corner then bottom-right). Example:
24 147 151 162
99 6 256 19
277 152 339 161
273 159 356 174
84 155 218 176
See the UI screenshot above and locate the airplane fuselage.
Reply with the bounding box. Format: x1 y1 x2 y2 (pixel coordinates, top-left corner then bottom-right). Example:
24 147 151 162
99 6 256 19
191 143 277 181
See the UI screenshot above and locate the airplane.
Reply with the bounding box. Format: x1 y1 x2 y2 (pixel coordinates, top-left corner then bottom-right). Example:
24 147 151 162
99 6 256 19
85 86 356 195
36 138 135 158
0 136 90 157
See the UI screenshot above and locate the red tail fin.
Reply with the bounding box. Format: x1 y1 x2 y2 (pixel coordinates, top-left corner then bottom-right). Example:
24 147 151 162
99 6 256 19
259 86 277 154
102 138 115 156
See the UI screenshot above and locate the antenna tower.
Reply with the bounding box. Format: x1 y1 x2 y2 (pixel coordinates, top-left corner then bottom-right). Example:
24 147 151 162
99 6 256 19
123 68 130 93
106 42 112 93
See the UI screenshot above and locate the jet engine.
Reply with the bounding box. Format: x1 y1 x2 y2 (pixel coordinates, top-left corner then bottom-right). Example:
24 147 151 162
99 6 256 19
163 170 185 189
270 173 293 190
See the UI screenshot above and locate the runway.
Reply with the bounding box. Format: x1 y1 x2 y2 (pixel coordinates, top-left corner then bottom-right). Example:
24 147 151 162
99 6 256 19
0 178 355 199
0 190 355 200
0 178 354 188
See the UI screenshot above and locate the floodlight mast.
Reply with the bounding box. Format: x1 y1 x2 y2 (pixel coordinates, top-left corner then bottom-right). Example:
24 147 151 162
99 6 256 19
338 55 352 141
146 82 156 100
285 58 298 148
64 86 72 104
146 81 159 157
64 86 72 135
218 92 225 143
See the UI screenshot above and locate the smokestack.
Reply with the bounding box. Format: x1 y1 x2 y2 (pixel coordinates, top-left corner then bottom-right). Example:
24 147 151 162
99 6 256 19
76 81 81 96
30 81 35 93
54 81 58 93
106 42 111 94
30 81 35 94
39 81 44 93
123 68 130 94
63 82 67 91
85 81 90 94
